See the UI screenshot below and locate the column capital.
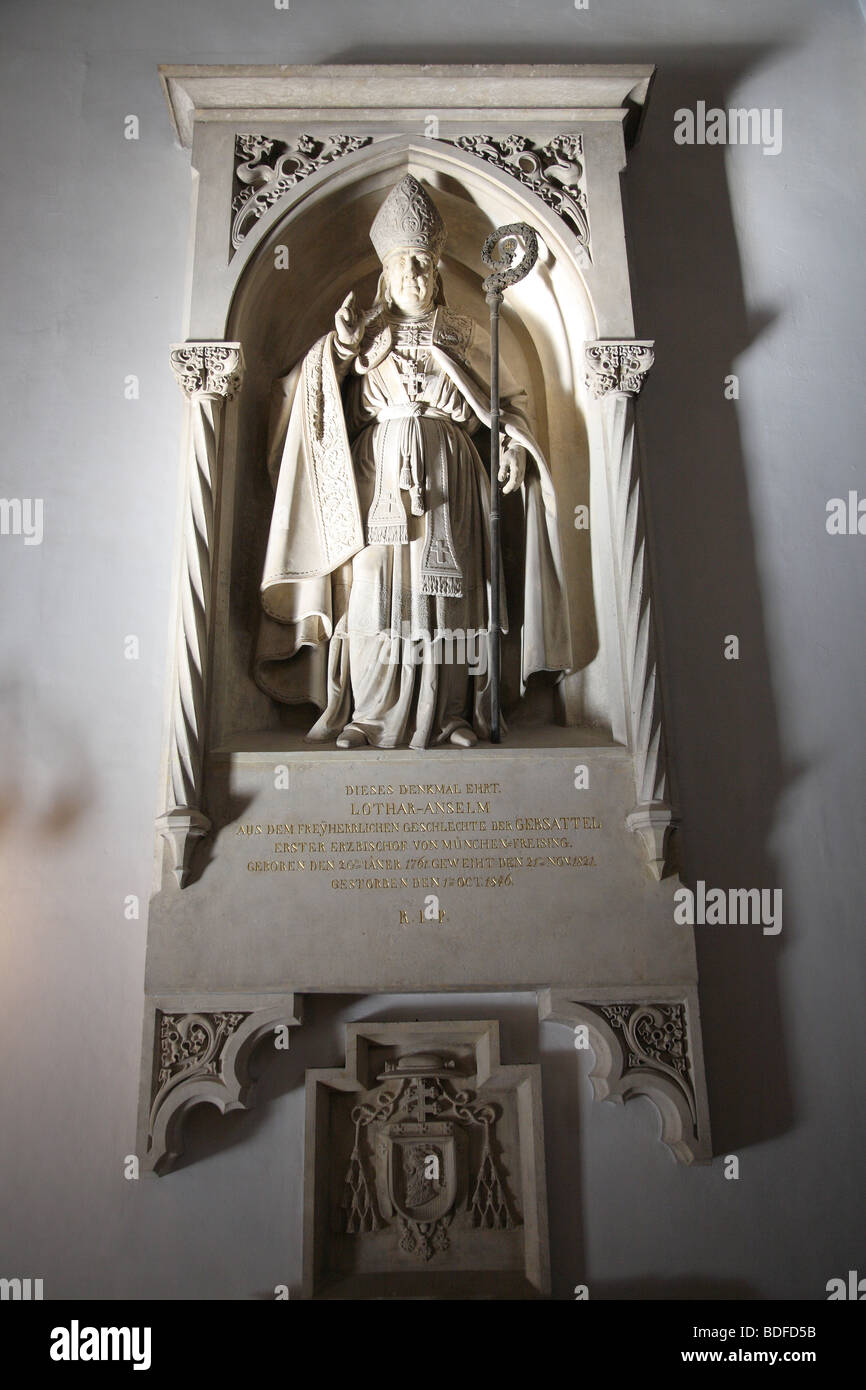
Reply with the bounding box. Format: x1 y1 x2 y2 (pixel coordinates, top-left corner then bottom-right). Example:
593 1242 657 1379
169 341 244 399
584 339 654 399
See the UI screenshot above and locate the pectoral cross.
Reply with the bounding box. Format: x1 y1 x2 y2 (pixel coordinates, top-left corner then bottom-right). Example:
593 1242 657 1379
394 318 431 400
394 352 427 400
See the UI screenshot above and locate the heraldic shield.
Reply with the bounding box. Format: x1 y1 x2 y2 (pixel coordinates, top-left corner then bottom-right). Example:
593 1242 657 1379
375 1121 463 1226
340 1052 517 1261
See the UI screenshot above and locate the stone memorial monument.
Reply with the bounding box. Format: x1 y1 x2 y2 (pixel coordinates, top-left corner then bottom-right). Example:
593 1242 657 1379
138 64 713 1298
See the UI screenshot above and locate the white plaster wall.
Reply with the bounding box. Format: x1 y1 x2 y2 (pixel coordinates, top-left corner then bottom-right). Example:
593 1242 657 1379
0 0 863 1299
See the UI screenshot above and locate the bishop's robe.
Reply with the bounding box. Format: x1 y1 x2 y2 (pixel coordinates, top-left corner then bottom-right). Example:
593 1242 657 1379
253 304 572 748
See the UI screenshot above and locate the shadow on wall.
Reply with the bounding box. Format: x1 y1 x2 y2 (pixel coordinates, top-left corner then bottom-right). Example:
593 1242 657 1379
321 37 792 1156
0 674 95 837
623 53 791 1166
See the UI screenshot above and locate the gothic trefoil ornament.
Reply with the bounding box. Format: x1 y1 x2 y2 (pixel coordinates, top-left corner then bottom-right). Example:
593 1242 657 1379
154 1011 249 1098
148 1009 251 1153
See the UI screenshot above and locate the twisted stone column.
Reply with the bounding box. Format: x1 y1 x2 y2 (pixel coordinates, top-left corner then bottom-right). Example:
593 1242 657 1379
585 340 672 878
157 342 244 886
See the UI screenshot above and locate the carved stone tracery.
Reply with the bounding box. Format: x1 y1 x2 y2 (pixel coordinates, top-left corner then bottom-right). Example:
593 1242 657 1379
229 131 592 263
154 1010 249 1096
539 990 711 1165
598 1002 695 1123
140 997 303 1175
447 133 591 262
231 133 374 250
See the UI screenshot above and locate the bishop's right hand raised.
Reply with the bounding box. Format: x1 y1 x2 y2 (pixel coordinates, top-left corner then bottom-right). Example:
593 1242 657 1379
334 291 366 352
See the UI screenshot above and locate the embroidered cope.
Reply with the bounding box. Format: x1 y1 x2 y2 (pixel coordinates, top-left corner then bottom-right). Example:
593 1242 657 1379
254 306 572 749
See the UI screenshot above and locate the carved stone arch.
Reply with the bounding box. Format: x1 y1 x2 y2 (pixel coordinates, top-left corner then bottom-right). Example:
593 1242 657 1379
538 988 712 1165
158 117 674 879
224 134 600 335
217 136 619 742
139 995 303 1175
224 135 600 453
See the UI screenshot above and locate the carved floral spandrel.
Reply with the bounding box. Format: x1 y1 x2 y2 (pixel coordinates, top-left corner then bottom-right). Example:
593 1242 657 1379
142 998 302 1175
539 990 711 1164
230 131 592 262
598 1002 695 1123
445 134 591 262
231 133 374 251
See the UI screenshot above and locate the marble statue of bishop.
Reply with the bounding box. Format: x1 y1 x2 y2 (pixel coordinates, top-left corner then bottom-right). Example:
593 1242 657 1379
253 174 572 749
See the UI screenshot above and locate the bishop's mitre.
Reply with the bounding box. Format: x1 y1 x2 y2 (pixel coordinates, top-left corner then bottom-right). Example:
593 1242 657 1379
370 174 447 264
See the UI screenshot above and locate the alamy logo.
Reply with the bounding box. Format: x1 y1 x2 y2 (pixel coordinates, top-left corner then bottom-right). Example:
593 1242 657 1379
0 1276 43 1300
378 623 488 675
826 491 866 535
50 1321 152 1371
673 881 782 935
0 497 43 546
826 1270 866 1300
674 102 783 156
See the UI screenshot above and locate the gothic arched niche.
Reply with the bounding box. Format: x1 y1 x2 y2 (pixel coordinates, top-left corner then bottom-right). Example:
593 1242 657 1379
214 139 613 750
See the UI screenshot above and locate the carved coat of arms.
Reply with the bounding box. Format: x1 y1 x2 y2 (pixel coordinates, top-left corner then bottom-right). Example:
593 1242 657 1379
340 1053 518 1260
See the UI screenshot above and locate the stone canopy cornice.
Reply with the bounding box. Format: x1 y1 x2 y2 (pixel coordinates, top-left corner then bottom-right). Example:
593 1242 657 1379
158 63 656 149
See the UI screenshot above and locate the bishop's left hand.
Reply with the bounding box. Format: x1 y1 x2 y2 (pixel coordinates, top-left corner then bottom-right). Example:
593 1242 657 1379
498 443 525 495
